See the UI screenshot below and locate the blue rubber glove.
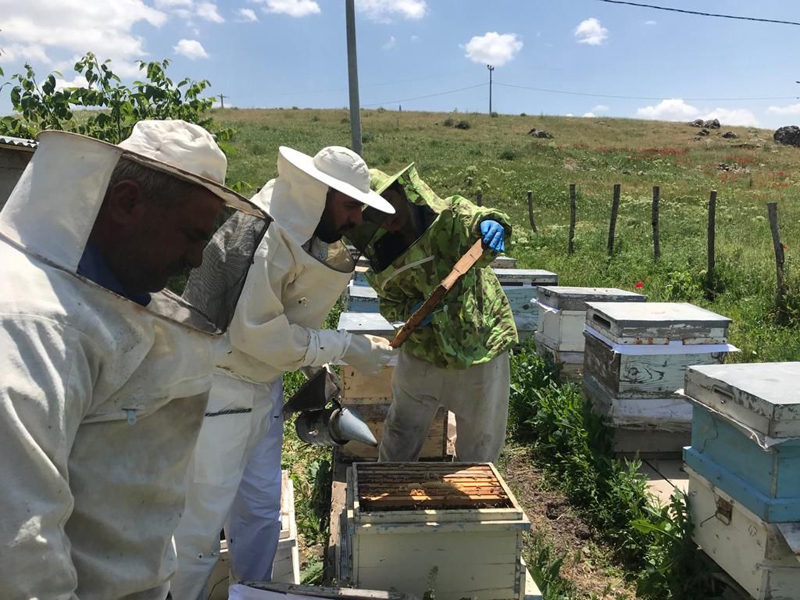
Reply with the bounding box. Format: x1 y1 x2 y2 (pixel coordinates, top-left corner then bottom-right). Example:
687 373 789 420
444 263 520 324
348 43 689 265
480 219 505 253
410 301 433 327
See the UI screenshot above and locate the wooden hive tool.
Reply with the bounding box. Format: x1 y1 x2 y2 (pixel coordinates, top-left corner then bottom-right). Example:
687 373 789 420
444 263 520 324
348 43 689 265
390 238 485 348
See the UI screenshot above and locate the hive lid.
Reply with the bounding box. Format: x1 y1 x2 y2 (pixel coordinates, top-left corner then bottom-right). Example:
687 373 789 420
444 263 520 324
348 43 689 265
685 362 800 439
492 268 558 286
351 463 528 525
346 281 378 299
585 302 730 345
337 311 395 335
537 286 646 311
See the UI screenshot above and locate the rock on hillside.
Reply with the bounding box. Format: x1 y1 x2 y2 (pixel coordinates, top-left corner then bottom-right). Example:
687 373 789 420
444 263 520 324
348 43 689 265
774 125 800 147
528 128 553 139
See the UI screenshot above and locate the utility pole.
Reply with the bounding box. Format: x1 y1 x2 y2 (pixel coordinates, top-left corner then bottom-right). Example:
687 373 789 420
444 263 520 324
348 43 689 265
487 64 494 114
345 0 363 156
218 94 227 109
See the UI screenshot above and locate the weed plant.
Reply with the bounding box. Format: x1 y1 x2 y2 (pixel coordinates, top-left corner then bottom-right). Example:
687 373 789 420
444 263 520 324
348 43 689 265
510 346 723 599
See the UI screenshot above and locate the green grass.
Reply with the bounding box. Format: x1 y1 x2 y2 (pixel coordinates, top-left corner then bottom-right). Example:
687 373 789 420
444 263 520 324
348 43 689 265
219 108 800 363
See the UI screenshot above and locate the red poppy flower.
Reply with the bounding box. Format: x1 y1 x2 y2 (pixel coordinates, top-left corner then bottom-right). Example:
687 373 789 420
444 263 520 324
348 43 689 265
635 282 644 288
781 243 788 250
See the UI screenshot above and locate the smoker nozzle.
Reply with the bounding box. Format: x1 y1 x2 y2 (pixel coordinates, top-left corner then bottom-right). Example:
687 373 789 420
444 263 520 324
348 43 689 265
295 406 378 448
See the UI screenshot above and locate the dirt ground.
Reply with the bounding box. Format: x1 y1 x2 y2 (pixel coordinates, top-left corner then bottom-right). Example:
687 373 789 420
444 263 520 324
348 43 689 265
502 445 641 599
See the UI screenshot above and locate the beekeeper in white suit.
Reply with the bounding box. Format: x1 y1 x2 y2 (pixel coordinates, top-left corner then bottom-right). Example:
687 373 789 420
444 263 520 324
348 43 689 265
173 146 396 597
0 121 269 599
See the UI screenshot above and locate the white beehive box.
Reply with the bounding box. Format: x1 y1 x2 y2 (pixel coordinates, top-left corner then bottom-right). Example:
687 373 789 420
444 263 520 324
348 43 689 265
273 470 301 584
683 363 800 523
583 302 735 456
534 287 645 380
344 463 531 600
336 312 454 461
343 281 380 313
493 269 558 340
687 465 800 600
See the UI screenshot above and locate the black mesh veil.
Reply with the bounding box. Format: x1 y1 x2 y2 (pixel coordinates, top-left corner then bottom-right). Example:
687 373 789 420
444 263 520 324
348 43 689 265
180 210 270 333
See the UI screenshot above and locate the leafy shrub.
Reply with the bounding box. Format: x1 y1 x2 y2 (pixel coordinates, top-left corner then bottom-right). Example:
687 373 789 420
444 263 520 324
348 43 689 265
499 148 517 161
443 117 455 127
491 111 499 118
0 53 224 144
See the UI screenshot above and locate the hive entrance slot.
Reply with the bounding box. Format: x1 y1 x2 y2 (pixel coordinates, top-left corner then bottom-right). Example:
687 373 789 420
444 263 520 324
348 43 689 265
356 463 513 512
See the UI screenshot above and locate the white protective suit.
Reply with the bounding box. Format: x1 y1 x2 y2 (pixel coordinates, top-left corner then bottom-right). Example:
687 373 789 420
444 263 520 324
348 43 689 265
173 150 359 598
0 131 265 599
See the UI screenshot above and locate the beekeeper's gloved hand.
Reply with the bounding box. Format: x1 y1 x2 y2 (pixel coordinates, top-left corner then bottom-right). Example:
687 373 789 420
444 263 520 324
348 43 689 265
410 300 433 327
342 334 395 375
480 220 505 253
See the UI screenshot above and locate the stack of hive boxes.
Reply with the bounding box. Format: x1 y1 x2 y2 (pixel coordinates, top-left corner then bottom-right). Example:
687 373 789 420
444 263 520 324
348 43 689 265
533 286 646 380
682 363 800 600
342 462 531 600
582 302 736 456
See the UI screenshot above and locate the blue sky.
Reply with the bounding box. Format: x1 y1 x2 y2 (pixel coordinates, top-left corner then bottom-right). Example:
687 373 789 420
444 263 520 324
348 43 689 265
1 0 799 128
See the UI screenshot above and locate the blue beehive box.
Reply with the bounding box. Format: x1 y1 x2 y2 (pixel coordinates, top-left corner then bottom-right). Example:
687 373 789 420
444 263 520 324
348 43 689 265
683 362 800 522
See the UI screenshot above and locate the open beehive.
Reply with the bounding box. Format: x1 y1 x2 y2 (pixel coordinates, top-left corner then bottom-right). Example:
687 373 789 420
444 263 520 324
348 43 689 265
343 463 530 600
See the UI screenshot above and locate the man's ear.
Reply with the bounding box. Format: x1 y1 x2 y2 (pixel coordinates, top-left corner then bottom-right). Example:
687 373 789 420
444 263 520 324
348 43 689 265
104 180 145 225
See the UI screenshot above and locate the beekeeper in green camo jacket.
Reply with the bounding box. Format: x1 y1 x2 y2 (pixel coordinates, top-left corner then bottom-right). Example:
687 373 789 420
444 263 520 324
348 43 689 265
346 164 518 463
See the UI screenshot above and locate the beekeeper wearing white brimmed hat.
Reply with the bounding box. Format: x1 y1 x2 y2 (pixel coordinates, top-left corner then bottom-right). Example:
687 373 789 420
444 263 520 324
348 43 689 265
0 120 269 599
173 146 396 597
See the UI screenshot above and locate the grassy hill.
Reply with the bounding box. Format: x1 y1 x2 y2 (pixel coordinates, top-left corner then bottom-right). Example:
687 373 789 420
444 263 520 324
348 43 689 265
219 108 800 362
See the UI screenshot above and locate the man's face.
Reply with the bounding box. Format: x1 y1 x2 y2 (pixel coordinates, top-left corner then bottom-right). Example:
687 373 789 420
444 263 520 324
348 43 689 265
116 185 223 293
379 187 411 233
315 188 364 243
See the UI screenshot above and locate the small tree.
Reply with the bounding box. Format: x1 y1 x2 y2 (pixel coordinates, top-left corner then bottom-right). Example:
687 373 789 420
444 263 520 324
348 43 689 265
0 52 229 144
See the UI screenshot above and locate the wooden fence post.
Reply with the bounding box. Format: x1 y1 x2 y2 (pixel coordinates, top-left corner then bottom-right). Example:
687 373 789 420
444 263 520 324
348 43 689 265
652 186 661 262
607 183 621 255
706 190 717 299
476 189 483 207
767 202 787 320
568 184 576 255
527 190 538 233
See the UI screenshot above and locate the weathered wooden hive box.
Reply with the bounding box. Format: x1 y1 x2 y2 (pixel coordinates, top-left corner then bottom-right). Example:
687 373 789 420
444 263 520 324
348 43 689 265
0 136 36 211
493 269 558 341
336 312 453 461
534 287 645 380
583 302 735 456
343 463 531 600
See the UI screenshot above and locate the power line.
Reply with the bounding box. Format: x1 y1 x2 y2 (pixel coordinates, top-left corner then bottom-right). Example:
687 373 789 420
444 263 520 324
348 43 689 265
493 81 799 102
362 83 488 108
595 0 800 27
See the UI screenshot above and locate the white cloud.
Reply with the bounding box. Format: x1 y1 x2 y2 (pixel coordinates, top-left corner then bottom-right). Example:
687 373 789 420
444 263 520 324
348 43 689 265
637 98 700 120
237 7 258 21
0 43 51 64
256 0 321 17
54 74 89 91
566 113 574 117
636 99 758 126
575 18 608 45
174 38 209 59
645 20 657 25
154 0 192 7
464 32 523 67
0 0 167 76
382 36 397 50
768 103 800 116
411 34 420 42
590 104 609 113
701 108 758 127
196 1 224 22
583 112 596 118
356 0 426 23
